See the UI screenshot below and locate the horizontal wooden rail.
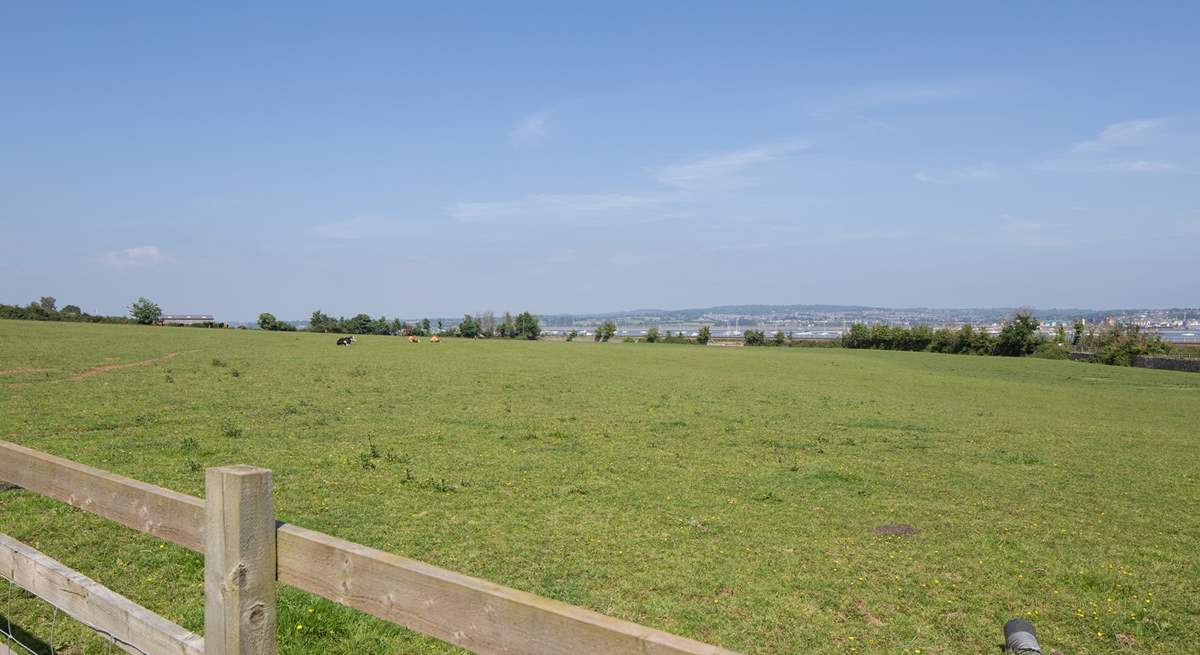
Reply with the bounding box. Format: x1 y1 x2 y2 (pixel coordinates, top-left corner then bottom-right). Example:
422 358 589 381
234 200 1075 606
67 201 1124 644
0 533 204 655
0 442 204 551
0 441 739 655
276 523 735 655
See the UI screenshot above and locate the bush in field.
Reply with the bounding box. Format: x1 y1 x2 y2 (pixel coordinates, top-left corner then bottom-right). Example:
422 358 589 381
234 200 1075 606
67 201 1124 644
744 330 766 346
1031 341 1070 360
566 330 578 342
697 325 711 345
645 326 660 343
594 320 617 342
847 322 1000 355
1083 324 1170 366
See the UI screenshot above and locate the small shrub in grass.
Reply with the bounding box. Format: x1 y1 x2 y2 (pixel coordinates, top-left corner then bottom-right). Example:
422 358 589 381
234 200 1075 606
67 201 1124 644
180 436 199 451
186 460 203 473
221 420 243 438
211 358 227 367
1031 341 1069 360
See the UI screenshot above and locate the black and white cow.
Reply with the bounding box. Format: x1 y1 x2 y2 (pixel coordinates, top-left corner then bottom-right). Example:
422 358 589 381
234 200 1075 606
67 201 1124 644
336 336 356 346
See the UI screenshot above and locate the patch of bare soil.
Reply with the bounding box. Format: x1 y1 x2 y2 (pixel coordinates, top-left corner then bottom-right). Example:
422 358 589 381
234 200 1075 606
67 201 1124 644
856 600 885 626
63 352 180 381
0 368 56 376
1 352 183 387
873 523 920 537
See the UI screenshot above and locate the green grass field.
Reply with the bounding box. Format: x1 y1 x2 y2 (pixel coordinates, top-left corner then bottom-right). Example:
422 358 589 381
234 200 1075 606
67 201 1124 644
1 320 1197 654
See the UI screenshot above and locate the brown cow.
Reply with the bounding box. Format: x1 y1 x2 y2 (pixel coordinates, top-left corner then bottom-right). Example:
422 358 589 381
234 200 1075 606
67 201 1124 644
429 335 441 343
408 335 419 343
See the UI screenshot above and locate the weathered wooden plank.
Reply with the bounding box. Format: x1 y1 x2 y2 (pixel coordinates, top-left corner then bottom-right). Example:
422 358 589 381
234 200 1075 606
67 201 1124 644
0 441 739 654
0 441 204 551
205 466 276 655
0 532 204 655
276 523 739 655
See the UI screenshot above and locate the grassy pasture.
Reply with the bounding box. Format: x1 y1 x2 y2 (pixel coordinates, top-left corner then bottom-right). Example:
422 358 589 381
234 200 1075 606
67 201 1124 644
1 320 1197 654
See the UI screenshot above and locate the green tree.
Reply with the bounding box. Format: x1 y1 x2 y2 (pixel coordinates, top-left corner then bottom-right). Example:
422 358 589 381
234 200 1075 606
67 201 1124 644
309 310 336 332
1054 324 1067 344
61 304 82 317
39 296 57 312
697 325 711 345
743 329 766 346
422 318 431 335
258 312 278 330
1072 321 1085 346
566 329 578 342
995 311 1041 356
645 326 660 343
129 297 161 325
513 311 540 340
772 330 787 346
841 323 871 349
459 314 479 338
347 313 374 334
599 320 617 342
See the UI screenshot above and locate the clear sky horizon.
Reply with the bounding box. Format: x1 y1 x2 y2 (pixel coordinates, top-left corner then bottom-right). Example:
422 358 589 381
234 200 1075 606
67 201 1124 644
2 3 1197 320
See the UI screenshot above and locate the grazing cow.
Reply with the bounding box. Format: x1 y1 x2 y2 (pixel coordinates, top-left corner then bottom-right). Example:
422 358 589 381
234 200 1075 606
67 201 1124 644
408 335 419 343
336 336 356 346
429 335 441 343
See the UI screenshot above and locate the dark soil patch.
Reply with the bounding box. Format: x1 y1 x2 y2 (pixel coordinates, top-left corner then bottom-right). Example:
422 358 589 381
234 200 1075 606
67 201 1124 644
873 523 919 537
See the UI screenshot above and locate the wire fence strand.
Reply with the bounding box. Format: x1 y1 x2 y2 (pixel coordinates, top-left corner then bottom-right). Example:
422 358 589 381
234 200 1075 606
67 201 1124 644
0 574 150 655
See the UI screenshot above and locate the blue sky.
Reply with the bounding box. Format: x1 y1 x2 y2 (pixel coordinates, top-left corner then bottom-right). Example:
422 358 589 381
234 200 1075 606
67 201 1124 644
2 3 1197 320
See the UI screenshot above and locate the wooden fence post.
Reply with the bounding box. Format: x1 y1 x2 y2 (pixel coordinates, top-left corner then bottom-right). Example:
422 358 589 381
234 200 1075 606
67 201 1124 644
205 465 277 655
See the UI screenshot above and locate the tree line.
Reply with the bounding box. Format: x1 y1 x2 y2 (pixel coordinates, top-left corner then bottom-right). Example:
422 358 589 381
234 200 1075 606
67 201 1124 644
0 296 134 325
837 311 1172 365
300 309 541 339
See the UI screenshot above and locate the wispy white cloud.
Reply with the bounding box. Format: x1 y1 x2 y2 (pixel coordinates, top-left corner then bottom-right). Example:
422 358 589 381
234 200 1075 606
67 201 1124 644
1073 118 1164 152
912 165 997 185
1099 159 1181 173
998 216 1071 248
854 82 970 106
311 216 399 240
446 193 671 223
509 110 552 147
705 230 903 253
1035 158 1186 174
653 140 809 190
98 245 167 269
806 80 1001 117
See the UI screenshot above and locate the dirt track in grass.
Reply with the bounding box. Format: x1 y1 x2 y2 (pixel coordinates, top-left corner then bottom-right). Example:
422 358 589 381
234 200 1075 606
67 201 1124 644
1 352 183 387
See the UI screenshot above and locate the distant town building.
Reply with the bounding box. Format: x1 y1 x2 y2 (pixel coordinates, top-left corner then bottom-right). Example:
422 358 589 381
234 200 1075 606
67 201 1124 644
160 314 214 325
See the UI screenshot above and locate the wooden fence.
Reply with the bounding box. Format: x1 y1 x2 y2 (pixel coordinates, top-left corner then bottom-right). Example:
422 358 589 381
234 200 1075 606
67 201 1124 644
0 440 738 655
